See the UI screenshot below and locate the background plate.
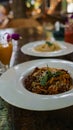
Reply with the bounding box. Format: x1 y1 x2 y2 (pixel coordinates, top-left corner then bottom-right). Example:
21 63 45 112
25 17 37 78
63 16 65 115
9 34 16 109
21 40 73 57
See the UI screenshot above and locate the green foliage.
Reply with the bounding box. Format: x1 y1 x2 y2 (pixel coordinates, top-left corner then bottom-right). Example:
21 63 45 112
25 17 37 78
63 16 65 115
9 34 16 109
46 41 53 46
40 70 62 86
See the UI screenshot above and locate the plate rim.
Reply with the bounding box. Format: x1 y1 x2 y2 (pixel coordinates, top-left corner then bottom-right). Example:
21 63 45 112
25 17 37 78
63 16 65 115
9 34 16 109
0 59 73 111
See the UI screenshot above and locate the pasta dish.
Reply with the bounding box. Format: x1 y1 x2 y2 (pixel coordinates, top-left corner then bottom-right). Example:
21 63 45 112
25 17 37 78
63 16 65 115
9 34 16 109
34 41 61 52
23 66 73 95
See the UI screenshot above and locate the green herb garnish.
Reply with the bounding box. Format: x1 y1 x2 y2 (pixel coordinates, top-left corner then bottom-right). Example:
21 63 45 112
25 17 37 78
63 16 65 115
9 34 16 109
40 74 48 86
40 71 52 86
53 71 62 77
46 41 53 46
40 70 62 86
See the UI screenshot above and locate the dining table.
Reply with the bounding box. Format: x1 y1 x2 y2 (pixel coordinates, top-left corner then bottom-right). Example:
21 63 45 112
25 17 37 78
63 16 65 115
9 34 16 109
0 25 73 130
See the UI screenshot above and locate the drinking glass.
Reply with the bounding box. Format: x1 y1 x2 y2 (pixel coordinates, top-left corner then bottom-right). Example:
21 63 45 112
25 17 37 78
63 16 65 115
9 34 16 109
0 33 21 108
64 23 73 44
43 22 54 41
0 35 13 71
0 35 13 109
64 14 73 44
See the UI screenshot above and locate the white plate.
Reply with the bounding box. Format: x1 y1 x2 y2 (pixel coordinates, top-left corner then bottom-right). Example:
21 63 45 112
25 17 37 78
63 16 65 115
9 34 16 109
21 40 73 57
0 59 73 111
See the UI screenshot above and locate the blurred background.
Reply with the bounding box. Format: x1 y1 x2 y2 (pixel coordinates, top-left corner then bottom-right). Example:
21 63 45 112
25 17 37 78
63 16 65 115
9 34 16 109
0 0 73 28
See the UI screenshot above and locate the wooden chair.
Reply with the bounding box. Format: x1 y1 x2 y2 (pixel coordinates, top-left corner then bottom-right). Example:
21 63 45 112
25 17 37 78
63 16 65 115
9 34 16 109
7 18 41 28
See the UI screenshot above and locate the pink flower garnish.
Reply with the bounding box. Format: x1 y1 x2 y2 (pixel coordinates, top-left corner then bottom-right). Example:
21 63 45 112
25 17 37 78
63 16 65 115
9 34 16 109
4 33 22 42
70 14 73 19
7 34 11 42
11 34 21 40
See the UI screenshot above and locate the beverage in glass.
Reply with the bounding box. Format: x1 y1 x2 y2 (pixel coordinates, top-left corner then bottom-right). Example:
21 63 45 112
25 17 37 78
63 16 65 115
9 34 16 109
64 24 73 44
0 42 13 66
